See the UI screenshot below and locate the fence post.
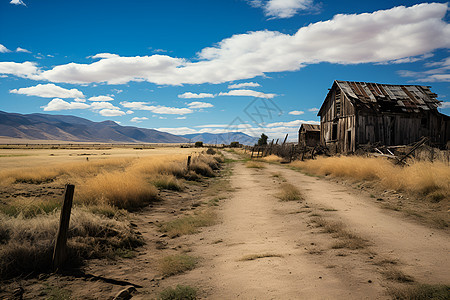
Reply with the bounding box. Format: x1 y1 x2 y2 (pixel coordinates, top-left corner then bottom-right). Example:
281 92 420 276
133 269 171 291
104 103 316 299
52 184 75 271
187 155 191 171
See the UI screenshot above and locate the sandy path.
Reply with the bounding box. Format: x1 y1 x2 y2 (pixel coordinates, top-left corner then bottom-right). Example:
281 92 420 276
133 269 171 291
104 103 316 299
176 153 388 299
268 163 450 285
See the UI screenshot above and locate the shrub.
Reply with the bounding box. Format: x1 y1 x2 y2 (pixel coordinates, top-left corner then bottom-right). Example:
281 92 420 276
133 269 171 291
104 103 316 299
194 141 203 148
158 254 197 276
159 285 197 300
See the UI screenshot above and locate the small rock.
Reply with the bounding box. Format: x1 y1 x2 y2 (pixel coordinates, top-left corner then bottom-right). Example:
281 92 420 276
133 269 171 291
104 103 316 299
318 276 322 279
368 280 372 283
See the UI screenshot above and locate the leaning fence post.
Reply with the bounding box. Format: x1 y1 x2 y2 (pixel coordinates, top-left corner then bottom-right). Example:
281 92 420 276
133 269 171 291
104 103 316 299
52 184 75 272
187 155 191 171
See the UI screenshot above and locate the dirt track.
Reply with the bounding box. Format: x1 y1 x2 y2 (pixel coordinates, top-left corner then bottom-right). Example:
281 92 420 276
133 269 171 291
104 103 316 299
164 152 449 299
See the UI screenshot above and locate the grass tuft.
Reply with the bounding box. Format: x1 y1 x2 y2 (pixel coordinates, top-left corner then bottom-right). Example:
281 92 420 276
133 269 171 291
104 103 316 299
389 284 449 300
158 285 197 300
159 210 216 237
152 174 183 191
159 254 197 276
245 161 265 169
276 183 302 201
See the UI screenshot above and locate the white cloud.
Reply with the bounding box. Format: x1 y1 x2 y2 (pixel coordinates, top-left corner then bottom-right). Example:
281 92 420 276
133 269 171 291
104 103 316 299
91 53 120 59
9 83 84 99
99 109 126 117
176 116 187 120
399 57 450 82
16 47 31 53
256 0 316 19
120 101 193 115
156 127 199 135
288 110 304 115
130 117 149 123
187 101 214 109
178 92 215 99
308 107 319 112
0 61 40 79
10 0 26 6
41 98 90 111
439 102 450 108
74 98 86 102
228 82 261 89
1 4 449 86
126 110 134 114
0 44 11 53
90 102 119 110
157 117 319 140
88 95 114 102
218 89 276 99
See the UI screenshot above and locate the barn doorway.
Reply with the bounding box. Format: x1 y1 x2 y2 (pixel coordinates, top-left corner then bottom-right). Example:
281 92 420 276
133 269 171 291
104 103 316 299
346 130 352 152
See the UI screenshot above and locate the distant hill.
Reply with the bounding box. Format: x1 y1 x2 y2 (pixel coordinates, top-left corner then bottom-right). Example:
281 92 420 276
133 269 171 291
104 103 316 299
181 132 258 145
0 111 188 143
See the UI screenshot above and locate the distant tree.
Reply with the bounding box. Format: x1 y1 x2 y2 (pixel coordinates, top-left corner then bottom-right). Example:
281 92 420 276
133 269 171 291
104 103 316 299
229 141 240 148
257 133 268 146
194 141 203 147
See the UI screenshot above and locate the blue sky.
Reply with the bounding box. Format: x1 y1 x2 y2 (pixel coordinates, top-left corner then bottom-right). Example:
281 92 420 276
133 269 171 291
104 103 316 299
0 0 449 141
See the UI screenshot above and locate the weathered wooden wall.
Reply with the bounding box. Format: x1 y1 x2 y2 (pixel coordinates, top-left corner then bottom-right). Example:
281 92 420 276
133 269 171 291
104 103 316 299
320 83 356 153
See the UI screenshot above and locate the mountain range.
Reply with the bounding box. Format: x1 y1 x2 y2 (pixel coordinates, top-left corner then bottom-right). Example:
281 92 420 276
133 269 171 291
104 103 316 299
0 111 257 145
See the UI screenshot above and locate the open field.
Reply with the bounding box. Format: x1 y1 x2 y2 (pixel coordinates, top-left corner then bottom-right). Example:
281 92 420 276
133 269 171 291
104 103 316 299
0 147 449 299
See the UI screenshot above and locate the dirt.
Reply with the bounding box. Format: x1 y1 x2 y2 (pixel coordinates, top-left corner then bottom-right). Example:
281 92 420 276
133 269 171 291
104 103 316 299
1 151 449 299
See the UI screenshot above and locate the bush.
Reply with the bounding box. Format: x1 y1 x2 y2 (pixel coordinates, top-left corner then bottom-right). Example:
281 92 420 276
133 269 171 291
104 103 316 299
159 285 197 300
194 141 203 148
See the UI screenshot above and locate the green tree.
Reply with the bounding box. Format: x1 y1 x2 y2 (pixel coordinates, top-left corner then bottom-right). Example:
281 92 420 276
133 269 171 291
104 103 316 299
194 141 203 147
257 133 268 146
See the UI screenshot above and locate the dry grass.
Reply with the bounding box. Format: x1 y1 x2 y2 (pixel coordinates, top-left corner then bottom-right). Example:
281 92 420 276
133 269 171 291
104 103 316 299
239 253 283 261
152 174 183 191
311 217 367 250
75 171 159 209
158 254 197 276
260 155 283 163
389 284 449 299
291 156 450 200
159 285 197 300
276 183 302 201
0 208 142 279
245 161 265 169
382 267 414 282
159 209 217 238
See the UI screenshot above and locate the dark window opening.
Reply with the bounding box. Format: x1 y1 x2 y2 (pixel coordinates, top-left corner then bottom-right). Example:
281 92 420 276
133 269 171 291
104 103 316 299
421 117 428 128
332 123 338 140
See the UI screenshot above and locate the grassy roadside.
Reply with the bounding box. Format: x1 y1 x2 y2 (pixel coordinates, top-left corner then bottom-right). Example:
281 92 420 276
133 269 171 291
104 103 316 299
0 151 225 280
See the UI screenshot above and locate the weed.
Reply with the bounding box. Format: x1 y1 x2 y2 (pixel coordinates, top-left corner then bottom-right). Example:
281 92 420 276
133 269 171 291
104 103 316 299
277 183 302 201
389 284 449 300
159 254 197 276
158 285 197 300
245 161 265 169
43 284 72 300
152 174 183 191
159 210 216 237
382 268 414 282
261 155 282 163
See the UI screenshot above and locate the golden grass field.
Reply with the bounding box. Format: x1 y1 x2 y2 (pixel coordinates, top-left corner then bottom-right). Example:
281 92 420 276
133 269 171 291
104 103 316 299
0 145 223 279
290 156 450 202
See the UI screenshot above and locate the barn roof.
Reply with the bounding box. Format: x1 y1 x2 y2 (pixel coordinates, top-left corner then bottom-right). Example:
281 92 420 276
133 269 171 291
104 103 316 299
299 124 320 132
319 80 441 115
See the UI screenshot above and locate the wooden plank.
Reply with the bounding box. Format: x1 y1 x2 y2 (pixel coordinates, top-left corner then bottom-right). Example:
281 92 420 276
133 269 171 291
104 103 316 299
52 184 75 271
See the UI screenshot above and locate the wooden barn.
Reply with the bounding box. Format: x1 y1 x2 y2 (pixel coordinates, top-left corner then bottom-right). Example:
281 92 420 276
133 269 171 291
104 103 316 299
298 124 320 147
317 80 450 153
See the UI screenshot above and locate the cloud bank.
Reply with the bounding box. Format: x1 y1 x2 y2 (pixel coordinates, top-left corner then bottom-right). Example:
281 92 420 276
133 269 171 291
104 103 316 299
0 3 449 85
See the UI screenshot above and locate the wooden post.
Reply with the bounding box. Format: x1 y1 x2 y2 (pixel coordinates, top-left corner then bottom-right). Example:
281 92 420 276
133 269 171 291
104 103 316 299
282 134 288 145
187 155 191 171
52 184 75 271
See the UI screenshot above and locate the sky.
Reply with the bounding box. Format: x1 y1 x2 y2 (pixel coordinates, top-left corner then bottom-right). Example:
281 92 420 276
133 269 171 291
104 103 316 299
0 0 449 141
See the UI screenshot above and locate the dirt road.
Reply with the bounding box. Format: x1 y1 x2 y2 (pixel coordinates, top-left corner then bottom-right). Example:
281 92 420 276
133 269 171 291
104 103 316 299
165 152 449 299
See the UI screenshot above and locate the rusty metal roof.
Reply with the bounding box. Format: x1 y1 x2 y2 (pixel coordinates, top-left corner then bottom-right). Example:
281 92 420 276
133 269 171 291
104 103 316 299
299 124 320 132
335 80 440 113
